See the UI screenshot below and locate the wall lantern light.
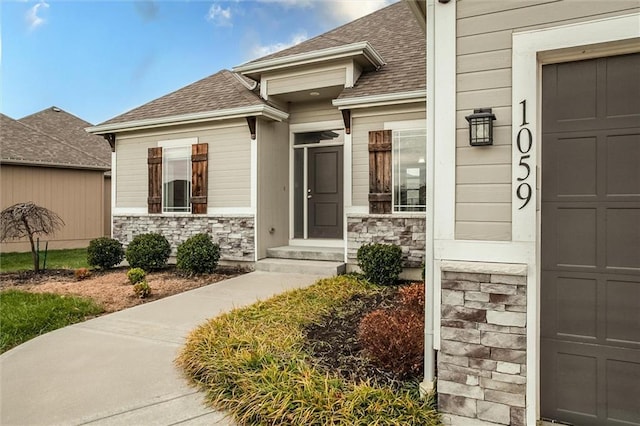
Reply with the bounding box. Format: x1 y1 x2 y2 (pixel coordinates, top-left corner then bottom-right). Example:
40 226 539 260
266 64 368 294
465 108 496 146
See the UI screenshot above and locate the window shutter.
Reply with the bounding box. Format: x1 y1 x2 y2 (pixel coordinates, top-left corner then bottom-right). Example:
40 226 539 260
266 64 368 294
148 147 162 214
191 143 208 214
368 130 392 214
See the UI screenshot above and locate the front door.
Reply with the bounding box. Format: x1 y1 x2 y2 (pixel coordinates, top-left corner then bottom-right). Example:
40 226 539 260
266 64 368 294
540 53 640 425
308 145 343 238
292 129 344 240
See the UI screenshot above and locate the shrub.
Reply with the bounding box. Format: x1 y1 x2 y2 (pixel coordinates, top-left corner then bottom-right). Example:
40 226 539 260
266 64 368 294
133 281 151 299
176 233 220 275
358 282 425 379
358 308 424 379
74 267 91 281
125 233 170 271
87 237 124 269
126 267 146 285
356 243 403 286
398 282 425 314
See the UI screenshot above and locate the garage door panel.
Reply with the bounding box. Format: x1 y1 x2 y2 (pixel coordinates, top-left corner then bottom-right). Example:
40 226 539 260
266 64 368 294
556 276 598 339
557 207 598 267
606 359 640 424
606 208 640 270
605 53 640 120
606 279 640 344
606 133 640 197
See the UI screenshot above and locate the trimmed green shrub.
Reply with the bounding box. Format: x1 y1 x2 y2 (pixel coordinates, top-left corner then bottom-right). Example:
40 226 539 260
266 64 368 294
176 233 220 275
87 237 124 269
126 267 146 285
125 233 170 271
133 281 151 299
356 243 403 286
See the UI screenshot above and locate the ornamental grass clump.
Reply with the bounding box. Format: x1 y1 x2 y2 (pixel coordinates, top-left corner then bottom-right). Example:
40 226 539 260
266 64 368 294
125 233 170 271
176 233 220 275
87 237 124 270
357 243 404 286
177 276 439 425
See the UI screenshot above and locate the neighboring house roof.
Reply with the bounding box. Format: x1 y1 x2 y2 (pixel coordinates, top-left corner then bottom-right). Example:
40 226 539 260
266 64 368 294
20 107 112 168
100 70 265 126
95 1 424 128
0 113 110 171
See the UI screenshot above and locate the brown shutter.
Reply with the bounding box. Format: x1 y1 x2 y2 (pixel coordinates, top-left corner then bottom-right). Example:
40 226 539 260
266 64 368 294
368 130 392 214
147 147 162 214
191 143 208 214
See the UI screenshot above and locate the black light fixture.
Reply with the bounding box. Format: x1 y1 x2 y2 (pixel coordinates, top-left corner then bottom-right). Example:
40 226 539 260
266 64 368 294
465 108 496 146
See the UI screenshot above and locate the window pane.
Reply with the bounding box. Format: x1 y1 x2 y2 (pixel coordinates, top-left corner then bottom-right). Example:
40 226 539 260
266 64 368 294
163 146 191 212
393 129 426 212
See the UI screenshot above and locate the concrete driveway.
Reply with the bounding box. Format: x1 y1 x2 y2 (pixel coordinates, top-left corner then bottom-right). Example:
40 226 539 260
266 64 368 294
0 271 323 425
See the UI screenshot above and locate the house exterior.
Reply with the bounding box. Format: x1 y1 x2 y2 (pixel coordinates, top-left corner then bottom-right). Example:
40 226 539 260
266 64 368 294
1 108 112 252
88 2 427 276
409 1 640 425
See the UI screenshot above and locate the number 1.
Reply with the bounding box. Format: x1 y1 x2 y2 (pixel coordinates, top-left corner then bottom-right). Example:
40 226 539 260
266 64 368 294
520 99 529 126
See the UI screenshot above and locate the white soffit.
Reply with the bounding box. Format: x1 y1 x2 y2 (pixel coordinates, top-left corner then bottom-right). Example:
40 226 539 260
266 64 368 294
332 90 427 109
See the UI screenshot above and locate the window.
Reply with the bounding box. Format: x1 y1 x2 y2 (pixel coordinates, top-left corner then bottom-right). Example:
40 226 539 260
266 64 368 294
147 141 208 214
163 146 191 212
393 129 426 212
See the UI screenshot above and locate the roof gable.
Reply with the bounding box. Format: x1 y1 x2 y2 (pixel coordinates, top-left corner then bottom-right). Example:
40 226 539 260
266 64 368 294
20 107 111 166
0 113 109 170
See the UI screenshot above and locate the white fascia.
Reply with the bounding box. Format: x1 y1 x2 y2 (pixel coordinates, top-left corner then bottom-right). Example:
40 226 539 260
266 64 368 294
332 90 427 110
86 105 289 135
233 42 386 77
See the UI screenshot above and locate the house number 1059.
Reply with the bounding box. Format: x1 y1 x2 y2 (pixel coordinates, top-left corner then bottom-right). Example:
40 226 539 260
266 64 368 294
516 100 532 209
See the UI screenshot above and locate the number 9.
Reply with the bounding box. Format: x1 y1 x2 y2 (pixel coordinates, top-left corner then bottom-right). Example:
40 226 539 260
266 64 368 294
517 183 531 209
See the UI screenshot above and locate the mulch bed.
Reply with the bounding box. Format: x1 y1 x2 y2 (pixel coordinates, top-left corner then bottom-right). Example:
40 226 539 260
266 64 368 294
303 284 424 389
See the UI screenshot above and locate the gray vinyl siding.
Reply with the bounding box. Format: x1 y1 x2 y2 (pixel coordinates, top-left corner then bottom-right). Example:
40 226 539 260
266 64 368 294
351 104 426 207
288 100 342 125
268 68 346 96
115 120 251 209
455 0 640 241
256 119 289 258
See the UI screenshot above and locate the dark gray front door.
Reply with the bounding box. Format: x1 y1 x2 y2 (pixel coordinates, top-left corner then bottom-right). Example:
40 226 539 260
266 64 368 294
307 145 343 239
541 53 640 425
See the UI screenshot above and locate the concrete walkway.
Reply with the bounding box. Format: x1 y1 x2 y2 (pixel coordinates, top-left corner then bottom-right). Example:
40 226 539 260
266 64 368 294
0 271 324 426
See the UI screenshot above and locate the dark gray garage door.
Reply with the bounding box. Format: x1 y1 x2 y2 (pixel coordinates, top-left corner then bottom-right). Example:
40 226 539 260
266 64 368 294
541 53 640 425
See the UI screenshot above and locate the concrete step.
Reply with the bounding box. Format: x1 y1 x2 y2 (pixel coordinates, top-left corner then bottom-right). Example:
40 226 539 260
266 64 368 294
255 258 346 276
266 245 344 262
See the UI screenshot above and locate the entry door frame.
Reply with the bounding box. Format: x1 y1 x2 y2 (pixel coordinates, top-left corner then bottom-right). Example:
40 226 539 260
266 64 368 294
511 13 640 425
289 120 346 244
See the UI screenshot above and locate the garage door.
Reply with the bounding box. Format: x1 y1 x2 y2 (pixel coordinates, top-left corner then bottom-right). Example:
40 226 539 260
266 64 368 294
541 53 640 425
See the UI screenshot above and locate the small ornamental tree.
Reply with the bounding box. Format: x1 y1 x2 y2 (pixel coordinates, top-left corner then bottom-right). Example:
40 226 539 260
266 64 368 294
0 202 64 273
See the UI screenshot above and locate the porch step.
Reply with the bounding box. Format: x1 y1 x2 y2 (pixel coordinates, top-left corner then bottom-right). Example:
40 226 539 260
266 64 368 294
266 246 344 262
255 258 346 276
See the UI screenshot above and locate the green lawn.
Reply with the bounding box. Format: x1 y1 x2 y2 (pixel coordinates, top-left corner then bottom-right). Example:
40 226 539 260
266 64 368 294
0 290 104 353
0 248 89 272
177 275 440 425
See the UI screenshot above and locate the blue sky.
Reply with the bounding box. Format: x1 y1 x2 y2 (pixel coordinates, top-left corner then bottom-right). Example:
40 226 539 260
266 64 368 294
1 0 396 125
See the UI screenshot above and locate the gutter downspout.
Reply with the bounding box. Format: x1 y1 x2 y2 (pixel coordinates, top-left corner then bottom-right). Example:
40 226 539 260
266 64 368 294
420 0 437 396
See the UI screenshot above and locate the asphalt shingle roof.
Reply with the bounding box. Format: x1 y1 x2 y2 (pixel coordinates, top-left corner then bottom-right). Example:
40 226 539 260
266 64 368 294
20 107 111 167
101 70 265 126
99 2 424 127
1 113 109 170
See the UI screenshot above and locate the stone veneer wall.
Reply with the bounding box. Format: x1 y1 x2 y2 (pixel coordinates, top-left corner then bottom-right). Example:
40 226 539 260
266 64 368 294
113 215 254 262
346 214 425 268
438 263 528 426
